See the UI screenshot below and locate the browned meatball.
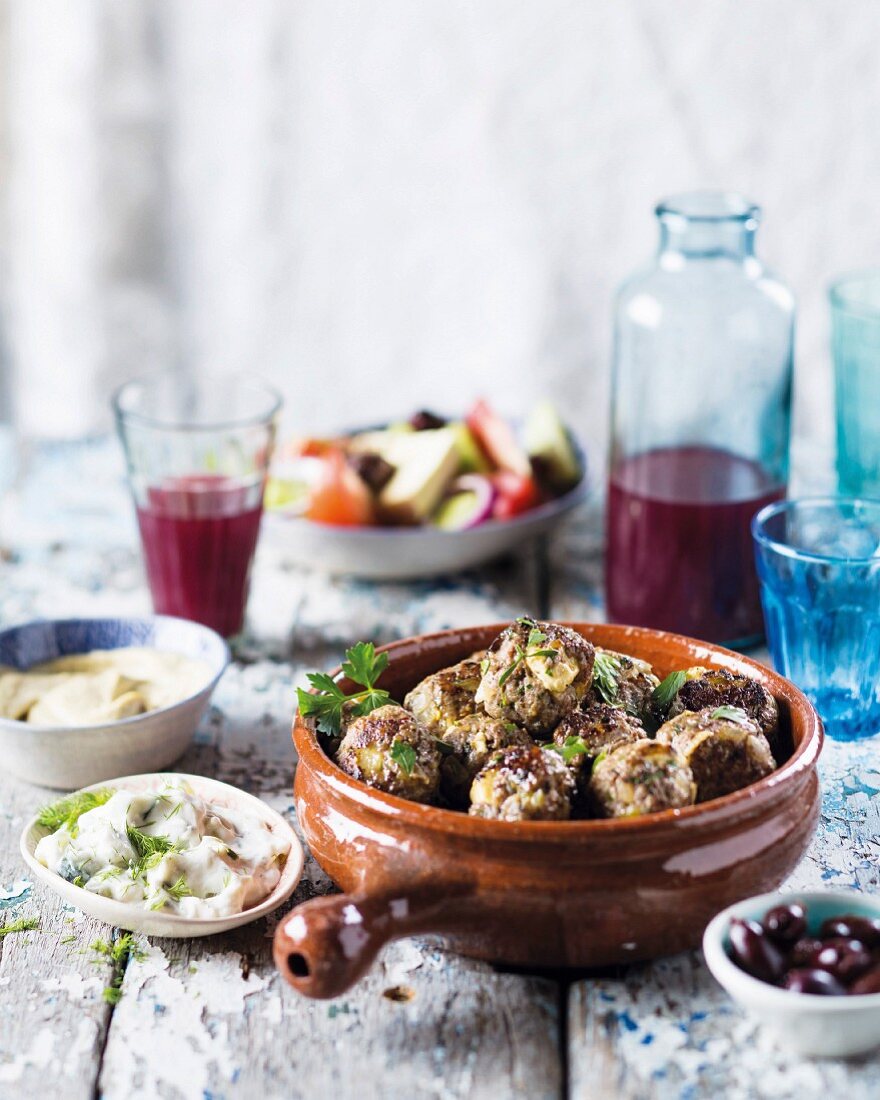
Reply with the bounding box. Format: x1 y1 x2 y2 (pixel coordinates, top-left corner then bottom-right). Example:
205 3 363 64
336 704 440 804
476 619 595 735
667 667 780 748
438 714 532 807
589 740 696 818
655 707 776 802
583 648 660 724
404 658 483 737
552 703 644 774
469 744 575 821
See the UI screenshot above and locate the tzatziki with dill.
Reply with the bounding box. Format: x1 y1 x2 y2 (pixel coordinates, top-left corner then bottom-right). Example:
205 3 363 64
34 780 290 917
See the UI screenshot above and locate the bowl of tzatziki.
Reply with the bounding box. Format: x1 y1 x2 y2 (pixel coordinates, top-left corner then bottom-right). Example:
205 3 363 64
20 772 304 937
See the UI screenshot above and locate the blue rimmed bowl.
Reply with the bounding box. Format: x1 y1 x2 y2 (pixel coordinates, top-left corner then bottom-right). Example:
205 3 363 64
0 616 229 789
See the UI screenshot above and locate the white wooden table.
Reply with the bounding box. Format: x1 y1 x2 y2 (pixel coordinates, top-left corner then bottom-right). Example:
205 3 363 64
0 440 877 1100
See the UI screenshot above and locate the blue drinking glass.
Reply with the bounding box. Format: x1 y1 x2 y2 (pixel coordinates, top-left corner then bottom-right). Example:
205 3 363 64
830 272 880 497
752 498 880 741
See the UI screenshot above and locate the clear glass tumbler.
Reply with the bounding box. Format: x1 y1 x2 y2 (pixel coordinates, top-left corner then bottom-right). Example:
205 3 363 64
752 498 880 741
113 372 282 638
607 192 794 647
830 271 880 497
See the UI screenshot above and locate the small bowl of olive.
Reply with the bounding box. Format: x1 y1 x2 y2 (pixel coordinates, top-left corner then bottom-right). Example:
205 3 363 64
703 889 880 1058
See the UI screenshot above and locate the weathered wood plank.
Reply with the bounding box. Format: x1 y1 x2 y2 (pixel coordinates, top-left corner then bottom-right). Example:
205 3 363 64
0 772 118 1097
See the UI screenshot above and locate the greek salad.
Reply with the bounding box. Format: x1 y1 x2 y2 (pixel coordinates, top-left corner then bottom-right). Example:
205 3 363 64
265 399 583 530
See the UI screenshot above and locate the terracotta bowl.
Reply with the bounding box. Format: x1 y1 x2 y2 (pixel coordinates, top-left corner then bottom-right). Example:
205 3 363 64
274 623 823 999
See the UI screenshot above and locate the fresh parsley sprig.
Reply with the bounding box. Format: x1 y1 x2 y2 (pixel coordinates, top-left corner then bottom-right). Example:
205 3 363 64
592 651 622 705
390 739 417 775
498 623 558 687
297 641 392 735
651 670 687 711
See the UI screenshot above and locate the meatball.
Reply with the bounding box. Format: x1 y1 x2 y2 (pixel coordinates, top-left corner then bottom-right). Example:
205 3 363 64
667 667 780 748
336 704 440 804
469 744 575 821
404 658 483 737
589 740 696 818
475 619 595 735
438 714 532 807
584 648 660 724
552 703 644 774
656 707 776 802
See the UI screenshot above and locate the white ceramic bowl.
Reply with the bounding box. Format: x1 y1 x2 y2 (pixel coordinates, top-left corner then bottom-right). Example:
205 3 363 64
20 772 304 937
0 616 229 789
703 888 880 1058
262 479 587 580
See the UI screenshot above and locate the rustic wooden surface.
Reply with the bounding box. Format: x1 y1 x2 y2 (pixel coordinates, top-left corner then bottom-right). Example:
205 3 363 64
0 439 878 1100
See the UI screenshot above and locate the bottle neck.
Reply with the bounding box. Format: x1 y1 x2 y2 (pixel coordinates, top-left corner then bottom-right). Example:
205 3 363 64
659 217 756 259
655 192 760 261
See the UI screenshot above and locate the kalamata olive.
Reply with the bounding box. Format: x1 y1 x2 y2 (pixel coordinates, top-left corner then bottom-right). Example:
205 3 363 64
806 938 873 983
409 410 447 431
346 452 396 493
849 965 880 995
728 918 786 983
762 902 807 946
819 914 880 948
788 936 824 967
783 968 848 996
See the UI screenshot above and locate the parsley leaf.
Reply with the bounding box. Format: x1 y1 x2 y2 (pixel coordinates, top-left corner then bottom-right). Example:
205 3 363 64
297 642 394 735
591 749 609 773
711 705 752 725
390 740 417 775
651 670 687 711
341 641 389 689
545 735 591 764
592 651 622 704
527 627 547 648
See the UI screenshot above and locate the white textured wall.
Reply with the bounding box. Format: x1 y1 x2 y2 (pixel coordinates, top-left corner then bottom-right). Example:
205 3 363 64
3 0 880 476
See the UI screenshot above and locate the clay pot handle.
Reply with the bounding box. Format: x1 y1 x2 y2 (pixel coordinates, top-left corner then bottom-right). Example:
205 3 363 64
273 889 470 999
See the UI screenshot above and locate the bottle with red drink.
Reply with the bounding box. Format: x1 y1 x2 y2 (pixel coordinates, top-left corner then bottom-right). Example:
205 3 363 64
606 192 794 647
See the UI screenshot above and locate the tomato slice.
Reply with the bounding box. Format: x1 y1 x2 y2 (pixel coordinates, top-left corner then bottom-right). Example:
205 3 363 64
306 451 374 526
491 471 540 520
465 399 532 477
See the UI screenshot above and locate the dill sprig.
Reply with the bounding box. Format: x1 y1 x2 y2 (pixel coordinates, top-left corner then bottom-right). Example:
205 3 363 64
149 875 193 911
126 824 178 880
37 788 115 836
0 916 39 938
89 933 147 1005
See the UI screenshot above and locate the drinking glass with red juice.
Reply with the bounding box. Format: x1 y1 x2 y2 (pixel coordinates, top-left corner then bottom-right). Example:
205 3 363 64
606 193 794 647
114 373 281 637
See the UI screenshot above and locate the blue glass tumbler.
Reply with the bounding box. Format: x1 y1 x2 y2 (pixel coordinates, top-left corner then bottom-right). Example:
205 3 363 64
752 498 880 741
830 272 880 497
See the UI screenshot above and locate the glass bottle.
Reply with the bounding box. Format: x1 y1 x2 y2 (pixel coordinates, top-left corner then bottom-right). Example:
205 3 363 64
605 192 794 647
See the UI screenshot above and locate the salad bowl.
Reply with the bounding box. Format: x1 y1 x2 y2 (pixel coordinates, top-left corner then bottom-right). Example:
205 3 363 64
21 772 304 938
274 623 823 998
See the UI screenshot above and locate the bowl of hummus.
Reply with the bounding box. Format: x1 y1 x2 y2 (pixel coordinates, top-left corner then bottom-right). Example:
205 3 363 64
0 616 229 788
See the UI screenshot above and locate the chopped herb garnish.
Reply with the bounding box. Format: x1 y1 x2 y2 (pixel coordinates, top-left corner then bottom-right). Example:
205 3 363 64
390 739 417 775
592 651 622 705
164 801 182 821
591 750 609 773
297 641 393 735
527 627 547 648
545 735 591 764
126 825 178 880
479 658 490 677
89 933 147 1005
37 788 114 836
711 705 752 725
0 916 39 938
433 738 456 757
73 875 86 889
651 670 688 710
